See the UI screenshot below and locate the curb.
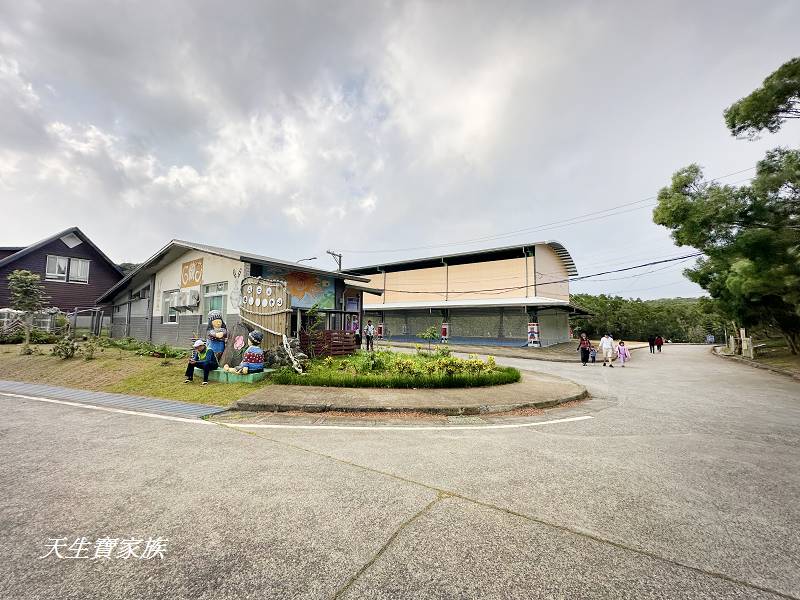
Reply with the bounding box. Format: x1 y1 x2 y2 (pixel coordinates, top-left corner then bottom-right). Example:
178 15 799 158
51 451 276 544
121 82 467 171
712 348 800 382
233 388 590 416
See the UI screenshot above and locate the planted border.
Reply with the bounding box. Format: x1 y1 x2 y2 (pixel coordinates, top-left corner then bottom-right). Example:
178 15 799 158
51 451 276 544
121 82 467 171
271 365 521 388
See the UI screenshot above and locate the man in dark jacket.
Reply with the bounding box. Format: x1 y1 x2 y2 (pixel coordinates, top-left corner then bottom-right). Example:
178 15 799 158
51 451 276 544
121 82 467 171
184 339 218 385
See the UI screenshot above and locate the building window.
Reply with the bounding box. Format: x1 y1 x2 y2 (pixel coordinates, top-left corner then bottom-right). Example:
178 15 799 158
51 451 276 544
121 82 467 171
46 255 69 281
68 258 90 283
203 282 227 315
162 290 178 324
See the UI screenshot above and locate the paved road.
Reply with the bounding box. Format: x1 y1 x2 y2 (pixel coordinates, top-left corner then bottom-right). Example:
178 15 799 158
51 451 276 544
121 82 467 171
1 346 798 599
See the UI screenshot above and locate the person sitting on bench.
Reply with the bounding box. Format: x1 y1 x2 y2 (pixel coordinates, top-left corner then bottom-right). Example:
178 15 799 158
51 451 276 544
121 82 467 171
185 339 218 385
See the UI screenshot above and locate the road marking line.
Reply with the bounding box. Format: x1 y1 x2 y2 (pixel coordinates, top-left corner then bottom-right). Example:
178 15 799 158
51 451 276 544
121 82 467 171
224 414 593 431
0 392 213 425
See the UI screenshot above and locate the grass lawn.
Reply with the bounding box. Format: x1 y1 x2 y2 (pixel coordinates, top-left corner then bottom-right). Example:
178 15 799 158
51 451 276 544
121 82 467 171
0 344 269 406
754 344 800 377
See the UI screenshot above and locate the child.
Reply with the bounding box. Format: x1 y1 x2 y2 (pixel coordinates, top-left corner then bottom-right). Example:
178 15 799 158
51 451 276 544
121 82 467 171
185 339 218 385
617 341 631 367
589 347 597 364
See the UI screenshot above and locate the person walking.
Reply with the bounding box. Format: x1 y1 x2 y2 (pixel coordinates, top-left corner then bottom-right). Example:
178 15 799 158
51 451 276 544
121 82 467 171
617 340 631 367
590 346 597 364
577 333 592 366
599 333 616 367
184 339 218 385
655 335 664 353
648 335 656 354
364 319 376 351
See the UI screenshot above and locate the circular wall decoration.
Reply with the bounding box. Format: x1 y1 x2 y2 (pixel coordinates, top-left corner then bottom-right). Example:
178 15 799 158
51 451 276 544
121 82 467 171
256 286 262 295
276 297 283 307
248 296 254 305
255 298 261 307
246 285 253 294
269 298 275 307
265 287 273 296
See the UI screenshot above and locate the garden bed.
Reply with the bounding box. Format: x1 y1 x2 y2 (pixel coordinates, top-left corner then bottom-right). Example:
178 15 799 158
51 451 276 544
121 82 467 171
273 349 521 388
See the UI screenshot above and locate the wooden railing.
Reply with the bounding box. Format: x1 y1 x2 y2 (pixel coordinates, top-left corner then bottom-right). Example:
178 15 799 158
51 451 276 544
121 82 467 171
299 330 358 357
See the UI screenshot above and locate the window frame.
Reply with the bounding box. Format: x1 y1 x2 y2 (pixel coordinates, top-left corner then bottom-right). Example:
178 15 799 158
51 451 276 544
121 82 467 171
45 255 69 282
162 289 179 324
68 258 91 284
202 281 228 316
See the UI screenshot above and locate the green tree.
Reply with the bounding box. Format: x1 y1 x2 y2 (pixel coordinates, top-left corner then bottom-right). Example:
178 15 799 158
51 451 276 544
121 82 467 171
653 152 800 353
418 325 439 353
7 270 49 354
117 262 140 275
724 57 800 139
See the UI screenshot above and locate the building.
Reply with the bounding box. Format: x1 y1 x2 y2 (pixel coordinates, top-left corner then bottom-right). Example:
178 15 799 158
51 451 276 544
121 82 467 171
0 227 124 314
349 241 585 347
96 240 371 346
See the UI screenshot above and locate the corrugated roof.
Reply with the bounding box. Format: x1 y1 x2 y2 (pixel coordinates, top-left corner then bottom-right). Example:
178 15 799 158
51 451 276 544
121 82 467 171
349 240 579 277
97 239 369 303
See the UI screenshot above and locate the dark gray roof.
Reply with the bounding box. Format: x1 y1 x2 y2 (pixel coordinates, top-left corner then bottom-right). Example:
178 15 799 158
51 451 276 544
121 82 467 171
0 227 124 276
97 239 369 303
349 240 578 277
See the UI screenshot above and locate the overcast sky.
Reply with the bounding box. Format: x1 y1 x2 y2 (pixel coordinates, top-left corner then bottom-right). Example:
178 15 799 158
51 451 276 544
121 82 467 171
1 1 798 298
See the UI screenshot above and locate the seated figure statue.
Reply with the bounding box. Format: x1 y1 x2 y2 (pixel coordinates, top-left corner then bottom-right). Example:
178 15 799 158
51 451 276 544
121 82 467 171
224 330 265 375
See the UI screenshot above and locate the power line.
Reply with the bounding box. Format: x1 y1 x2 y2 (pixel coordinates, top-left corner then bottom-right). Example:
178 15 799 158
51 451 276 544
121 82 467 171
339 167 756 256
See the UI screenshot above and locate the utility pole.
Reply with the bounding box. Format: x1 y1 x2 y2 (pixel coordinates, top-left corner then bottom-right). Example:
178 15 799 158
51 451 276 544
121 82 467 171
326 250 342 271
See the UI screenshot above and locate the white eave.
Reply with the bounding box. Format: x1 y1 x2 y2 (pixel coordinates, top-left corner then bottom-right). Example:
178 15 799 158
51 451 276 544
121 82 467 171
364 297 571 310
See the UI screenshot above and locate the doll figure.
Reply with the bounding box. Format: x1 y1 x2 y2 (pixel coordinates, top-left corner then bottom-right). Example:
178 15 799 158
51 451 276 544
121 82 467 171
205 309 228 361
224 330 264 375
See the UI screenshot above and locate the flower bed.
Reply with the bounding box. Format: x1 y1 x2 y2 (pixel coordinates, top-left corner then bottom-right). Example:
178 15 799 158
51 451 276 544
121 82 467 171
272 348 521 388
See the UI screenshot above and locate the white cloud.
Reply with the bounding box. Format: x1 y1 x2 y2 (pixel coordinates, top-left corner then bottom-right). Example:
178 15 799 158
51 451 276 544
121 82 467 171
0 0 798 300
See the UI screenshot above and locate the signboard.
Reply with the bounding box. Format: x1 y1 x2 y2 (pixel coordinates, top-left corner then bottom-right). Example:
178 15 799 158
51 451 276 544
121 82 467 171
705 334 715 344
527 322 540 348
441 322 449 342
180 259 204 288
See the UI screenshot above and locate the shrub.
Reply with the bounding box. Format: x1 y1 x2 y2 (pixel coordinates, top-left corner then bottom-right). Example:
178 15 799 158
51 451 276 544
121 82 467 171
82 336 103 361
51 337 79 359
272 365 520 389
434 346 451 358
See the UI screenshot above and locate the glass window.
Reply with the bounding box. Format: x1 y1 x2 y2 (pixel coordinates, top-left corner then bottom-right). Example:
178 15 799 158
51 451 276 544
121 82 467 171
68 258 90 283
162 290 178 323
45 255 68 281
203 282 227 315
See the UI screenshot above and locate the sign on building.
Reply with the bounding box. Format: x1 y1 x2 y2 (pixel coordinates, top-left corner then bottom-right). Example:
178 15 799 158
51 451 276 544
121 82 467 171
181 259 204 288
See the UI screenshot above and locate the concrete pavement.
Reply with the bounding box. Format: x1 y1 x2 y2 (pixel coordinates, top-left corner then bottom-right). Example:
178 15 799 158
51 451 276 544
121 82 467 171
1 346 798 599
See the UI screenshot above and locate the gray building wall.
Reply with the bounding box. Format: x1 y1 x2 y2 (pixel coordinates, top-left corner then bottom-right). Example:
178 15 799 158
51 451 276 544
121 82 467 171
366 306 570 347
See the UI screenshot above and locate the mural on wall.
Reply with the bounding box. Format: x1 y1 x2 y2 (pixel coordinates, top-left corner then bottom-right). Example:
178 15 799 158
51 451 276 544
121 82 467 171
181 259 204 288
286 271 335 309
263 269 335 309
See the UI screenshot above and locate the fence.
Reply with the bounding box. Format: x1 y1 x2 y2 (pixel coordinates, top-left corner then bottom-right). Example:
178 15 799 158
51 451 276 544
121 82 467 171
300 330 358 357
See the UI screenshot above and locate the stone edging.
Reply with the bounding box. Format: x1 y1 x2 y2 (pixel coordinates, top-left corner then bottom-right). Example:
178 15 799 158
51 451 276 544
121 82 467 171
712 347 800 382
233 388 589 417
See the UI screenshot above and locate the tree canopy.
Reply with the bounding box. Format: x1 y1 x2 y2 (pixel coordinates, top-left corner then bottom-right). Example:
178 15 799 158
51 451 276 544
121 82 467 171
653 150 800 353
570 294 725 343
724 57 800 139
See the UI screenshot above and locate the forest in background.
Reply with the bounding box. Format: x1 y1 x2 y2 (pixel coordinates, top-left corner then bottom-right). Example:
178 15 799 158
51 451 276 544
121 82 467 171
569 294 727 343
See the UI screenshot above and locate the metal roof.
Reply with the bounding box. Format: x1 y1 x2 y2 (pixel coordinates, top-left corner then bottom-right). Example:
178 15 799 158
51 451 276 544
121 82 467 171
349 241 578 277
96 239 369 303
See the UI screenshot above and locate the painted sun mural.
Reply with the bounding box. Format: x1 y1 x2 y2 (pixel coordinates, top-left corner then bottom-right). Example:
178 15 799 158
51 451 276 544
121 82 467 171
283 271 335 309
